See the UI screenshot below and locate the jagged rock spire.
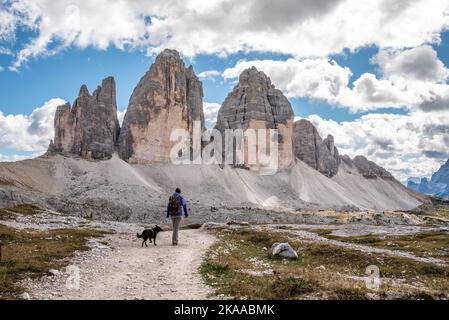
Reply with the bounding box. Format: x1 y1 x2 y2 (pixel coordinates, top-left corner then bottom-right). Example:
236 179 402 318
118 49 204 163
50 77 120 160
293 119 340 177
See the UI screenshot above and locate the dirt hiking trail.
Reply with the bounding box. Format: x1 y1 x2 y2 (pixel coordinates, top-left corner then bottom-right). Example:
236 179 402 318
24 228 216 300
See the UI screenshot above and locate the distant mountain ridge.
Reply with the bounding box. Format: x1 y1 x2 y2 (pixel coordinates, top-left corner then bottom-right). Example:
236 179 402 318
408 159 449 198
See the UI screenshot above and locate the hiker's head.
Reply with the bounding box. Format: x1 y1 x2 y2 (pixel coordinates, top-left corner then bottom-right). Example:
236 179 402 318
175 188 181 194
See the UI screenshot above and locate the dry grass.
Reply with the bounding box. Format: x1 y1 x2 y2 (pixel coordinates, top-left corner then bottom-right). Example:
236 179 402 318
0 223 107 299
0 204 43 220
326 231 449 264
200 228 449 300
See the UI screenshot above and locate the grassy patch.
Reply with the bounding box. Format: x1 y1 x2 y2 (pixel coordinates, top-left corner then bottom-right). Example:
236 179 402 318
326 231 449 264
0 209 15 220
0 223 107 299
270 276 316 298
332 287 369 300
0 204 43 220
201 261 230 275
200 229 449 300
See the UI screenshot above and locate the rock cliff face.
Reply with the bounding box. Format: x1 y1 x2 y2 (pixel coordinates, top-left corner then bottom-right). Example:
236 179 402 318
215 67 294 170
292 119 340 177
118 49 204 163
50 77 120 160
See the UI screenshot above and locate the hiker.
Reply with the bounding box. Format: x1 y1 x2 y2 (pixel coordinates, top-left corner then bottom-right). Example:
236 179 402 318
166 188 189 246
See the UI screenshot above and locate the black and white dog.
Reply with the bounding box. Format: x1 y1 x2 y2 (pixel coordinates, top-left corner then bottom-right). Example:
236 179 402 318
137 225 164 247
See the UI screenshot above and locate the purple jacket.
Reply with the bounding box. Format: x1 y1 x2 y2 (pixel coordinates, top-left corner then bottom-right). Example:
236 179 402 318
166 192 188 218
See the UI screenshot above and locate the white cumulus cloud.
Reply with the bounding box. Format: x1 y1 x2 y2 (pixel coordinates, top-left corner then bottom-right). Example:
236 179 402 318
198 70 221 81
223 45 449 113
373 45 449 83
223 58 416 112
0 98 65 156
2 0 449 70
203 102 221 128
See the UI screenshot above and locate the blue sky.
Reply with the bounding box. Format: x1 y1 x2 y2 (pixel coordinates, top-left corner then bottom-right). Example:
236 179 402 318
1 0 449 182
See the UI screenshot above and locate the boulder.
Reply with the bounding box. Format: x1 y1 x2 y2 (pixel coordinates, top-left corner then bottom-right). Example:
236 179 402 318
215 67 294 171
271 242 298 259
118 49 205 163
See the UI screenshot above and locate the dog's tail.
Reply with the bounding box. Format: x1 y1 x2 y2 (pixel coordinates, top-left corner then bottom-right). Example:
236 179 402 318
136 233 142 239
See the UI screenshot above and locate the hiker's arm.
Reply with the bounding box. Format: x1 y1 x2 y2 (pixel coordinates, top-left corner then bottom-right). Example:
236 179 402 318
166 203 170 218
181 197 188 217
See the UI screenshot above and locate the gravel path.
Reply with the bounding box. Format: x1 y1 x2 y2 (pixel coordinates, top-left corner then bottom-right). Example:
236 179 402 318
24 229 216 300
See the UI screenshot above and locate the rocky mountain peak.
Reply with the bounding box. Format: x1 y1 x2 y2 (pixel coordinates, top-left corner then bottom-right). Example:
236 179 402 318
49 77 120 160
158 48 182 60
118 49 204 163
79 84 90 97
215 66 294 170
238 67 274 89
408 158 449 198
151 49 186 77
292 119 340 177
431 158 449 185
350 155 393 179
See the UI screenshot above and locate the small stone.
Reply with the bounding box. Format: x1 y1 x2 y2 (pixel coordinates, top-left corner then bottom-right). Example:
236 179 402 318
21 292 31 300
48 269 61 276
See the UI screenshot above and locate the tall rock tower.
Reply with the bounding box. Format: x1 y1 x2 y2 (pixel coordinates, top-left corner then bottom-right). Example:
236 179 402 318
292 119 340 177
50 77 120 160
215 67 294 171
118 49 205 163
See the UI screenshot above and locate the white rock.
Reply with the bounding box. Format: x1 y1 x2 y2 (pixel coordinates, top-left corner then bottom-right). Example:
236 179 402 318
48 269 61 276
21 292 31 300
271 243 298 259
